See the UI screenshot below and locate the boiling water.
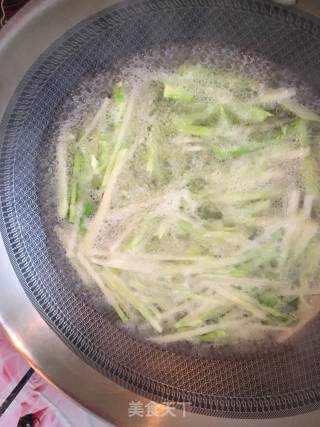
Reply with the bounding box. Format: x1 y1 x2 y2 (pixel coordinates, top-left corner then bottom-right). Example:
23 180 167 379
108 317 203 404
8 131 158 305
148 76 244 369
39 41 320 357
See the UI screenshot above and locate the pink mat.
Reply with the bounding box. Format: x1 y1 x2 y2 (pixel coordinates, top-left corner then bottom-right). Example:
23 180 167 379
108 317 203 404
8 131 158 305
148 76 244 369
0 331 111 427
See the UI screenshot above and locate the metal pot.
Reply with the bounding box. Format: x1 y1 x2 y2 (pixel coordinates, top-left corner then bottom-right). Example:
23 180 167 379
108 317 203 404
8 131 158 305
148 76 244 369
1 1 320 426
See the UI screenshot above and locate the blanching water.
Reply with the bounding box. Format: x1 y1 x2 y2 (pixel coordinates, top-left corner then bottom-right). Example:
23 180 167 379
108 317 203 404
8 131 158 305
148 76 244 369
39 41 320 356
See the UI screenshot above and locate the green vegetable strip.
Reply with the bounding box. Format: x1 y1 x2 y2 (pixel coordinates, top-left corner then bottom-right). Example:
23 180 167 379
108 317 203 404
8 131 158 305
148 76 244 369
79 201 94 236
212 143 265 161
303 156 320 197
68 149 82 223
77 253 129 322
150 321 246 344
230 105 272 124
199 330 226 342
281 99 320 123
56 140 69 219
163 83 193 102
113 83 126 105
102 269 162 332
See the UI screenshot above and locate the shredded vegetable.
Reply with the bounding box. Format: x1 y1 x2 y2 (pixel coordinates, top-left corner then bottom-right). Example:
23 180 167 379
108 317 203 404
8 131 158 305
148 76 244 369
55 64 320 345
